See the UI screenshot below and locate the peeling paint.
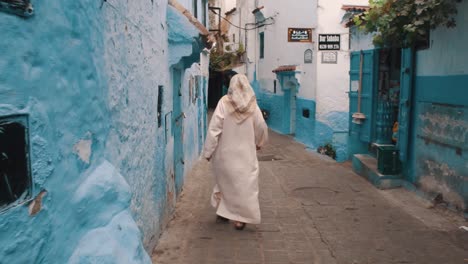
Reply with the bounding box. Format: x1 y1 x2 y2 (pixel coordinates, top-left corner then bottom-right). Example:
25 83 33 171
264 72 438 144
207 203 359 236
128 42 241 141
419 175 465 210
419 111 468 146
28 190 47 216
424 160 458 178
73 138 92 164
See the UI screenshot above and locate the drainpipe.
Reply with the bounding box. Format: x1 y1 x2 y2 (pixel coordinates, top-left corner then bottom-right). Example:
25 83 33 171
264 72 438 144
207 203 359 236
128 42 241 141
245 21 257 78
239 7 242 49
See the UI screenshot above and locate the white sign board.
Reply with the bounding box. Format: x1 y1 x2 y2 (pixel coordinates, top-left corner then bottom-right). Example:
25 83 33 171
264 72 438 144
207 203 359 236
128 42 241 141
321 52 338 64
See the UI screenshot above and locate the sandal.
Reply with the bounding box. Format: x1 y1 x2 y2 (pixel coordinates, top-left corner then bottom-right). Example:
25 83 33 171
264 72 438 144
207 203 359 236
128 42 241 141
216 215 229 223
234 221 246 230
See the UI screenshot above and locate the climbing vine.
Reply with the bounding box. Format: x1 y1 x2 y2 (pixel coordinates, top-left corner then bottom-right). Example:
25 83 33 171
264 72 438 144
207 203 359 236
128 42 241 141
354 0 463 47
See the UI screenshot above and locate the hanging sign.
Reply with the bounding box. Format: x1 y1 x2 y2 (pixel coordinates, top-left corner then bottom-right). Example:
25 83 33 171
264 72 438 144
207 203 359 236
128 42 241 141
288 28 312 42
318 34 340 50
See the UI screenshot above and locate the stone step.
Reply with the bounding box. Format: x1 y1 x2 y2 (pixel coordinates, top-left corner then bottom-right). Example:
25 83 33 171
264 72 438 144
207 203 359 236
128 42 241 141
352 154 404 190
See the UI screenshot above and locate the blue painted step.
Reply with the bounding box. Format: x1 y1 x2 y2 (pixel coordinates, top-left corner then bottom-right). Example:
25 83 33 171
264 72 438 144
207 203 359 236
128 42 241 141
352 154 404 190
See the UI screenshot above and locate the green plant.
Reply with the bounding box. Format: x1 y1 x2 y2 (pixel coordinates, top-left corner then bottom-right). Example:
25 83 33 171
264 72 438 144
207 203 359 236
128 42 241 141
354 0 462 47
209 42 245 72
317 143 337 160
236 42 245 56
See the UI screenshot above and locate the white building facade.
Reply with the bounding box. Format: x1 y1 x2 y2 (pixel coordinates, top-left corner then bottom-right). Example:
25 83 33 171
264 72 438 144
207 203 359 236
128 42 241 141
225 0 368 161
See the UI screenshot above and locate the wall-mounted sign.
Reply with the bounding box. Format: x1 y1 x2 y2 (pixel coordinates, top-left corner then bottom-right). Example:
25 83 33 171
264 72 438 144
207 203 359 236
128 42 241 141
304 49 313 64
318 34 340 50
288 28 312 42
321 52 338 64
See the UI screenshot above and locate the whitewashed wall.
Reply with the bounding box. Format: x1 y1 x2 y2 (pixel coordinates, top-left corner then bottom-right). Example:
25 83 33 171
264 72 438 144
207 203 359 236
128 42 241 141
254 0 317 99
315 0 369 123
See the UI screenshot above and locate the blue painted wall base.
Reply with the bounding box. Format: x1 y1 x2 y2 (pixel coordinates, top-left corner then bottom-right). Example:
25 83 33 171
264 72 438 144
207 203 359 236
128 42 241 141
256 87 350 162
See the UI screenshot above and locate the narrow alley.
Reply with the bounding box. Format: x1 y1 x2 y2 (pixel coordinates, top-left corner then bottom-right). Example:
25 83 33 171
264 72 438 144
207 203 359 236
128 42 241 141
1 0 468 262
152 131 467 264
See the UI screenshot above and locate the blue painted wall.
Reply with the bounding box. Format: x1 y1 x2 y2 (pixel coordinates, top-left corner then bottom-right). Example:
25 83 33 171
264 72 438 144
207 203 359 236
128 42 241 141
0 0 207 262
295 98 317 147
256 88 349 161
408 1 468 212
257 91 289 134
347 2 468 213
409 75 468 212
317 111 350 162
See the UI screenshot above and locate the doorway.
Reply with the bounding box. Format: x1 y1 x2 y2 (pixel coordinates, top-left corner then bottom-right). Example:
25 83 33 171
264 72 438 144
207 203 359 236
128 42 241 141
207 70 237 109
374 48 402 145
372 47 413 153
172 68 184 194
283 81 297 135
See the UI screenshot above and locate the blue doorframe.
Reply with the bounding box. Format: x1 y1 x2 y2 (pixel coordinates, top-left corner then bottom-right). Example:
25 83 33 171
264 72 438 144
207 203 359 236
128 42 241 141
283 87 297 134
277 73 299 135
172 67 184 194
197 76 205 154
398 48 414 172
348 49 379 157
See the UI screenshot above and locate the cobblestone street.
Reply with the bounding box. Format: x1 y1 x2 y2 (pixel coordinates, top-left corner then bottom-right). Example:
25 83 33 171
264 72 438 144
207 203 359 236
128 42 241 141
152 131 467 264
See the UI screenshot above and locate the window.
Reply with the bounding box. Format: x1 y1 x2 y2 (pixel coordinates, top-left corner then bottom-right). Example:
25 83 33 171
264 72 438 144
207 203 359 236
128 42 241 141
202 0 207 26
0 115 32 209
195 76 200 103
233 34 236 43
191 76 199 104
157 86 163 128
259 32 264 59
273 80 277 94
193 0 198 19
302 109 310 118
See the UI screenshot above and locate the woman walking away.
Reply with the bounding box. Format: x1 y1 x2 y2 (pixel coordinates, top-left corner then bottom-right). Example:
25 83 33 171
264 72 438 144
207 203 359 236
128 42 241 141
203 74 268 230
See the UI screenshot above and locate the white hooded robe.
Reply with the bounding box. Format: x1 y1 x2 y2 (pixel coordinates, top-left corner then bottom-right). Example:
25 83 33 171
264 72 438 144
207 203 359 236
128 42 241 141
203 96 268 224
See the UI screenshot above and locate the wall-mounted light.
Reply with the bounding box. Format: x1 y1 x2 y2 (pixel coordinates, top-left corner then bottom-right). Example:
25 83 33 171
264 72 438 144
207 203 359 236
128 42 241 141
0 0 34 17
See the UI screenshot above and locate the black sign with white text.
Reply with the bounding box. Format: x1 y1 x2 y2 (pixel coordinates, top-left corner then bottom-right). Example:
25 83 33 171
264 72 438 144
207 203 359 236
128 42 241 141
318 34 340 50
288 28 312 42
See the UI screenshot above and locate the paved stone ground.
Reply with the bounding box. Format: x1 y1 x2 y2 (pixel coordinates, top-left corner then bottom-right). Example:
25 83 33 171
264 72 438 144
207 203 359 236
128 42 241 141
151 131 468 264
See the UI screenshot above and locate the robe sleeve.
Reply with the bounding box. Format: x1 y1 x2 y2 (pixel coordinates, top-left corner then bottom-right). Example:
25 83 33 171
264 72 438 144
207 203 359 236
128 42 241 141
203 99 225 159
254 107 268 147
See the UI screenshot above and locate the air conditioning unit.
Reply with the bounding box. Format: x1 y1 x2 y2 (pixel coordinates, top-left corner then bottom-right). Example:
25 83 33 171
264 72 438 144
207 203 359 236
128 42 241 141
223 42 240 53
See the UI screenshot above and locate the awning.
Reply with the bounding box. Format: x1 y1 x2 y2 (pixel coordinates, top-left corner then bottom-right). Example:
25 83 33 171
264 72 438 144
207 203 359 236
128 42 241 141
341 5 369 12
272 65 297 73
167 4 208 66
340 5 369 27
168 0 209 36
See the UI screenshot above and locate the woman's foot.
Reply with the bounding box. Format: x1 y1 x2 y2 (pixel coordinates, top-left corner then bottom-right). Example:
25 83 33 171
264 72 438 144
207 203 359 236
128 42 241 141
234 221 246 230
216 215 229 223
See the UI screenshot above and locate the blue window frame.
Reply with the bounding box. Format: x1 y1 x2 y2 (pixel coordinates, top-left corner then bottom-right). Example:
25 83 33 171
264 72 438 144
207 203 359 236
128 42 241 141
259 32 265 59
0 114 32 210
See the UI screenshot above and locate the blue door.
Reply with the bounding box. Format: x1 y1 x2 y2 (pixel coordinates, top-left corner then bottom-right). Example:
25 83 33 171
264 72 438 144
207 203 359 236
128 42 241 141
397 48 414 161
172 68 184 194
349 50 378 143
282 86 296 135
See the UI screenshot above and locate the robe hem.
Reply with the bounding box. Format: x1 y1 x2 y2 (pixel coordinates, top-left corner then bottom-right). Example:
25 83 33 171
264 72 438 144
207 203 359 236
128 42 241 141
216 210 261 224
